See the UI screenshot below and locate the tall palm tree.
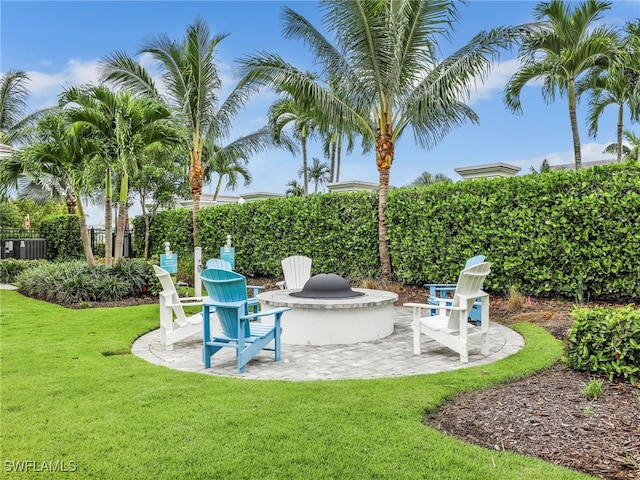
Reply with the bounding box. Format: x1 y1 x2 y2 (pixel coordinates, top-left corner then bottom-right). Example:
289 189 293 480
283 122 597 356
603 129 640 162
61 85 179 263
99 17 290 247
267 92 317 195
505 0 619 170
237 1 529 280
580 20 640 163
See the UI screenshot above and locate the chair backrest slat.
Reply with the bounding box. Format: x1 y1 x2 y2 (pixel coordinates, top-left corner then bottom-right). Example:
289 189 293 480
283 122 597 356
447 262 491 329
205 258 232 270
201 268 250 337
153 265 187 321
281 255 312 289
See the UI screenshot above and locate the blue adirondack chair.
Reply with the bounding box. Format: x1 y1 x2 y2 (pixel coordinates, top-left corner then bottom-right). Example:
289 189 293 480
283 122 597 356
205 258 263 313
200 268 290 373
424 255 486 324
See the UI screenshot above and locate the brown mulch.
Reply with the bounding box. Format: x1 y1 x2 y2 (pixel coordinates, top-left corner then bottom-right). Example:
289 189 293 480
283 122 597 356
62 278 640 479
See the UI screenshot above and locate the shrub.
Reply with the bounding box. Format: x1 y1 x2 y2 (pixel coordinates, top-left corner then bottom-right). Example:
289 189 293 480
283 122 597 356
18 259 156 304
564 305 640 385
0 259 47 283
39 215 83 260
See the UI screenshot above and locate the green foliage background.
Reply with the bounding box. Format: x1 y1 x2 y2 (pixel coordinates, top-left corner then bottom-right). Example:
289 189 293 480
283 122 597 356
131 164 639 300
39 214 84 260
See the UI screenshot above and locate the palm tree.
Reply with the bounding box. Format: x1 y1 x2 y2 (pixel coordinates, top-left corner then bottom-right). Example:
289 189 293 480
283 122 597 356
301 157 330 194
580 20 640 163
99 17 291 247
6 113 101 264
603 130 640 162
237 1 529 280
505 0 619 170
61 85 179 264
267 92 317 195
409 171 453 187
284 179 304 197
204 147 252 201
0 70 52 147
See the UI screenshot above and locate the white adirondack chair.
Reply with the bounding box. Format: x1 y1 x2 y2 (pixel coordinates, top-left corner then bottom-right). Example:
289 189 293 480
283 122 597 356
276 255 312 290
405 262 491 363
153 265 211 350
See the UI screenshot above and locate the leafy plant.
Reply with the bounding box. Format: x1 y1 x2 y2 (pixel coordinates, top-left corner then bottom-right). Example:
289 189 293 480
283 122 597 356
563 305 640 385
506 286 526 312
0 259 47 283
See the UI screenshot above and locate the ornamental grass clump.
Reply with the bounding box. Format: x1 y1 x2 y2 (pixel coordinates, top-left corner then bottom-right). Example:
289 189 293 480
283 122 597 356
17 259 155 304
564 305 640 386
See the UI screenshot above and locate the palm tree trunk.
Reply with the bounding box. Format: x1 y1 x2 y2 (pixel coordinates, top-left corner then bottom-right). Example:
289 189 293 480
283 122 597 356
114 173 128 264
104 169 113 267
616 104 624 163
76 196 95 266
190 144 204 246
301 133 309 195
568 81 582 170
213 176 223 202
329 134 337 183
336 141 341 182
376 117 394 281
378 168 392 282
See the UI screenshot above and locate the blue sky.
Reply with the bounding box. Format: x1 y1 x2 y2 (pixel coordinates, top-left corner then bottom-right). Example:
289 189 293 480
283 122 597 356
2 1 639 216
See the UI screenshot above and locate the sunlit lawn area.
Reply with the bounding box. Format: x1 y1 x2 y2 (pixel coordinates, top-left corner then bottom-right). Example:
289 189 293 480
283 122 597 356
0 290 594 479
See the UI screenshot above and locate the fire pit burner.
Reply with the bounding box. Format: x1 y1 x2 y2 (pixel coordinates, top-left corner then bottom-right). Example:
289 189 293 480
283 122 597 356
290 273 365 299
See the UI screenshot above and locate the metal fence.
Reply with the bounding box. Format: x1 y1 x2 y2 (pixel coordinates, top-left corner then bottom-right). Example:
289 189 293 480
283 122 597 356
90 228 134 259
0 228 133 260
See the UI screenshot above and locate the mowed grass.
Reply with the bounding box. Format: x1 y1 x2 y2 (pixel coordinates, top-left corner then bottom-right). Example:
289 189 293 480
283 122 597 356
0 290 593 479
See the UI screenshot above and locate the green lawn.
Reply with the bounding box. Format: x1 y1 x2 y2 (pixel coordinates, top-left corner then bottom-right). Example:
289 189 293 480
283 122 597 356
0 290 593 479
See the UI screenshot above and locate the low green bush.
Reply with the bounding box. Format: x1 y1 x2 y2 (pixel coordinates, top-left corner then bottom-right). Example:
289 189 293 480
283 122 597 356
17 259 157 304
563 305 640 385
0 259 48 283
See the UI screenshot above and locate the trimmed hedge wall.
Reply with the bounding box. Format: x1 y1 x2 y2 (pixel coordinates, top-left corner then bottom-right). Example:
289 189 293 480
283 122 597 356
136 163 639 300
387 164 640 300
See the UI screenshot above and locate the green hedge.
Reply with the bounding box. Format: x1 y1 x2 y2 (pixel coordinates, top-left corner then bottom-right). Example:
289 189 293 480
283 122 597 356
39 214 84 261
387 164 640 300
130 164 640 300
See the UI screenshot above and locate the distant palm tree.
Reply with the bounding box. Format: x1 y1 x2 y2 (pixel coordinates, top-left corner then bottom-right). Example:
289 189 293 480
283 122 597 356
530 158 552 173
300 157 330 194
505 0 619 170
284 179 304 197
237 1 529 280
580 20 640 163
204 147 251 201
268 92 316 195
603 130 639 162
410 172 452 187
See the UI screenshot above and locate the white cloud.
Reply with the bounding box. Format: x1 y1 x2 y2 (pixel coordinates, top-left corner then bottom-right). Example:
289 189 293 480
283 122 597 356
510 141 617 173
25 59 101 108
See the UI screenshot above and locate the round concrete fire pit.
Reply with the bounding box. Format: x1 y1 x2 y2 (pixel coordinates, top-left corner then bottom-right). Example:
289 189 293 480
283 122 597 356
256 285 398 346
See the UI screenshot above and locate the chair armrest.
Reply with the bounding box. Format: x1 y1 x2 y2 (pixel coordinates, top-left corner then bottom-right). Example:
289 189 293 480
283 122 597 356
205 299 247 309
423 283 456 288
404 302 466 311
247 285 265 291
242 307 291 321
